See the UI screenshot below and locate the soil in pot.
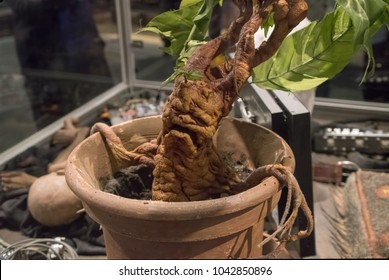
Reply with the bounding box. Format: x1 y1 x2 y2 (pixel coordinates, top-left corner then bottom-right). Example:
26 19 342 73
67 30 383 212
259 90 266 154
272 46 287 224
100 153 253 201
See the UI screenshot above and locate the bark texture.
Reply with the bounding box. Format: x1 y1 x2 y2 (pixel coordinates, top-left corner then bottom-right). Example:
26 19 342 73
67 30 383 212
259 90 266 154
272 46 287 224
152 0 308 201
94 0 309 202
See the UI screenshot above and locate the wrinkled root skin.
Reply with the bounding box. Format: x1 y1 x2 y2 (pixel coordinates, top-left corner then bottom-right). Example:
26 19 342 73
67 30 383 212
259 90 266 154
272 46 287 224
152 78 241 201
93 0 308 205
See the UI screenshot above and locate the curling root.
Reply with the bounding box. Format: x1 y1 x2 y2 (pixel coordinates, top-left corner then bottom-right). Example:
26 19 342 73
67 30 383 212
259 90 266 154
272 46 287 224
244 164 314 249
91 122 156 172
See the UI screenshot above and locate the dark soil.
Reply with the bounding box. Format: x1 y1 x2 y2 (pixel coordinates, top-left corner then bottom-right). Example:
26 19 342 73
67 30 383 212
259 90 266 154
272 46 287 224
99 152 253 200
222 152 253 181
100 164 154 200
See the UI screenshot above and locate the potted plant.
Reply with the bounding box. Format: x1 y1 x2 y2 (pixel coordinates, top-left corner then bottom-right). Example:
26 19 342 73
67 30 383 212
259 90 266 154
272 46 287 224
65 0 388 259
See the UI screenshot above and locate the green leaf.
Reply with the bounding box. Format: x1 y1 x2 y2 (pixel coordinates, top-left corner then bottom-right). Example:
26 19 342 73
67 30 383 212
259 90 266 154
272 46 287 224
335 0 388 43
139 0 221 85
262 12 275 37
252 2 389 92
162 39 206 85
139 1 204 57
139 0 220 57
335 0 389 78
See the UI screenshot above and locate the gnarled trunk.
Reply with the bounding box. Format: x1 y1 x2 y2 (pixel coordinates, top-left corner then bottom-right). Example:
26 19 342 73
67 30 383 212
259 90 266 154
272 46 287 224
152 0 308 201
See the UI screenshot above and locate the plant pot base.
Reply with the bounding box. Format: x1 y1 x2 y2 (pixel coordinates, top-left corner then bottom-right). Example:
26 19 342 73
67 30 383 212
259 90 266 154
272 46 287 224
103 227 292 259
103 222 264 259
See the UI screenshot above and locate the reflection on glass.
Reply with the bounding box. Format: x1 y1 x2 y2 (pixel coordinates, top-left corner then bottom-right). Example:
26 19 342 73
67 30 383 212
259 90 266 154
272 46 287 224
0 0 121 153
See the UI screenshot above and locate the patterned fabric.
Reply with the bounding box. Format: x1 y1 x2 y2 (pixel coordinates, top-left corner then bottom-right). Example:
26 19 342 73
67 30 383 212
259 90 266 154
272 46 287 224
329 170 389 258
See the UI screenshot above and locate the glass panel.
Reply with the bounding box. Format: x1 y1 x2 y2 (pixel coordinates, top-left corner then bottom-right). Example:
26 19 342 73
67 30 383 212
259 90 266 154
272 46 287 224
131 0 177 82
0 0 121 153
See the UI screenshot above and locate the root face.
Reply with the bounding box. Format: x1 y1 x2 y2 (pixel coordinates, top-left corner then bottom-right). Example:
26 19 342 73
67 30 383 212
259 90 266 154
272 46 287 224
150 0 309 202
152 78 240 201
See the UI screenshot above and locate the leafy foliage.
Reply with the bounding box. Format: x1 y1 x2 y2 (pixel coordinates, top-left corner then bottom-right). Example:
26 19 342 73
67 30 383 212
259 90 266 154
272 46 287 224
252 0 389 91
140 0 389 91
139 0 222 83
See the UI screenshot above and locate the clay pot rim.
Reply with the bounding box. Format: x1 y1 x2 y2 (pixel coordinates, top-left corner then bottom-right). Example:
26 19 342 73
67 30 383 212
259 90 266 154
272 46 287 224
67 167 281 221
65 116 289 221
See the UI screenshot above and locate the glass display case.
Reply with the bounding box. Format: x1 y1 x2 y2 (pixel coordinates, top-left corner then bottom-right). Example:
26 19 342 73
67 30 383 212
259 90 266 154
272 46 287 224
0 0 181 166
1 0 388 260
0 0 314 256
0 0 123 164
1 0 388 166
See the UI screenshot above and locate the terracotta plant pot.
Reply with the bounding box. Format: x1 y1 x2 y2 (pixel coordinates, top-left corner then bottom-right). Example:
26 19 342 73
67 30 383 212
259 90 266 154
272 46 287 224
65 116 295 259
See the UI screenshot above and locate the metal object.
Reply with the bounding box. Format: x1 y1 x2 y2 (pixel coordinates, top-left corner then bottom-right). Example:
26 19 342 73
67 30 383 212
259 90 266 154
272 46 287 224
0 238 78 260
314 127 389 155
337 160 360 185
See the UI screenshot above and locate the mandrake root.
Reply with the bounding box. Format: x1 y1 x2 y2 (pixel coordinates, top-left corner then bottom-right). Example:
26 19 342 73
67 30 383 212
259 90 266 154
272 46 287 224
91 122 157 172
244 164 314 248
90 1 313 244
